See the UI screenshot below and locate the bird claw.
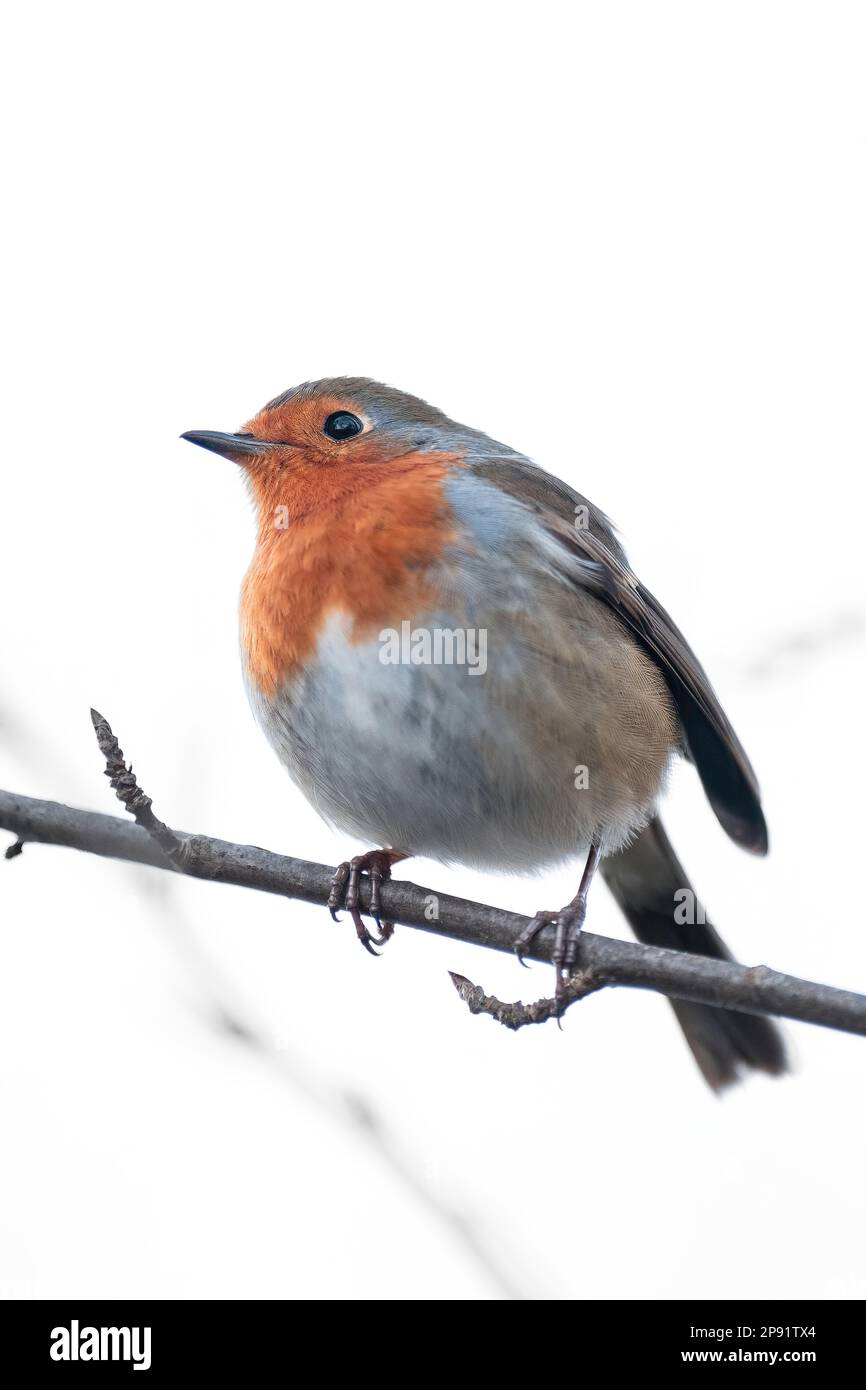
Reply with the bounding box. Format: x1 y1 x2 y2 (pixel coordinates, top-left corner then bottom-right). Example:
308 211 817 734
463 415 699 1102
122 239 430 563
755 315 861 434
513 909 558 968
327 861 351 921
328 851 397 955
514 903 586 1008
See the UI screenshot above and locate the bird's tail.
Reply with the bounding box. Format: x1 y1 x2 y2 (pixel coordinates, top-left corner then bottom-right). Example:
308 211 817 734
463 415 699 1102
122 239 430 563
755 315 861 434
600 816 787 1090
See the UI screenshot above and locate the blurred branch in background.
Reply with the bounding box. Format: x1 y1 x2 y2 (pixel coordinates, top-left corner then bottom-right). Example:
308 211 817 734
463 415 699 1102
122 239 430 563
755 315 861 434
1 711 865 1042
742 610 866 681
0 708 527 1299
142 875 526 1299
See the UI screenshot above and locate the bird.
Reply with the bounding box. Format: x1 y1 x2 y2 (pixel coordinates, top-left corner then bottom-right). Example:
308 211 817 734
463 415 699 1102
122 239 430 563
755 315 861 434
182 377 787 1090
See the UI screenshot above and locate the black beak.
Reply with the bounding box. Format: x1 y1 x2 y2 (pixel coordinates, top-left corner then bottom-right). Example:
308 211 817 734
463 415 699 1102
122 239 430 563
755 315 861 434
180 430 270 459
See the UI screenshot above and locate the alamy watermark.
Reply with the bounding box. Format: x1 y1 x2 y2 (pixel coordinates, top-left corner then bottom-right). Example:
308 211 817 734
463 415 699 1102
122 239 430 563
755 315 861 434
674 888 707 925
379 621 487 675
50 1320 151 1371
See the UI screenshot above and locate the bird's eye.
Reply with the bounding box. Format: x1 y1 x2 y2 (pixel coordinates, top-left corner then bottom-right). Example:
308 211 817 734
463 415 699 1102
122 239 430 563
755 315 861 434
323 411 364 441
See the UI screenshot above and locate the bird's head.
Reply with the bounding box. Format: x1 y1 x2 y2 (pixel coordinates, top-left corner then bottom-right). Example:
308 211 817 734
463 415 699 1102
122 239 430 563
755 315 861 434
180 377 471 514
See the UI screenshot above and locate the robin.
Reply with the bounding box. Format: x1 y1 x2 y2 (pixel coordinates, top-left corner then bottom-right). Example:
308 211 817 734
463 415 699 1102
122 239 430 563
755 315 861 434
182 378 786 1090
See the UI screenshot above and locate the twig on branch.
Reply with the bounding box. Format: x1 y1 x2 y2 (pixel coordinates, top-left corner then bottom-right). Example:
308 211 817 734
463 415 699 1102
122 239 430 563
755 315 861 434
89 709 190 868
0 710 865 1041
449 970 600 1027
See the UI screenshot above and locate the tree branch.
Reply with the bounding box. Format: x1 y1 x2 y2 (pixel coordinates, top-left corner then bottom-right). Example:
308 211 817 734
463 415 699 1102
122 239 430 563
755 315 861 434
2 728 865 1039
3 775 863 1035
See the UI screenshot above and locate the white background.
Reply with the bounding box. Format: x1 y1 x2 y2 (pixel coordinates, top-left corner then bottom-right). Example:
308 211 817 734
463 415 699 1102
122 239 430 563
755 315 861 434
1 2 864 1299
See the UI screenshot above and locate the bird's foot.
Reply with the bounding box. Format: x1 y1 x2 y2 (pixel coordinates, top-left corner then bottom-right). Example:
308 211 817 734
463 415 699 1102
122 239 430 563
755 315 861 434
514 843 601 1011
327 850 400 956
514 900 588 1008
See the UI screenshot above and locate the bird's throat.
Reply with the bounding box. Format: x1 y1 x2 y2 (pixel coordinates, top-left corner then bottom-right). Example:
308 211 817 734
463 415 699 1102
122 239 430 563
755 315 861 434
240 452 462 697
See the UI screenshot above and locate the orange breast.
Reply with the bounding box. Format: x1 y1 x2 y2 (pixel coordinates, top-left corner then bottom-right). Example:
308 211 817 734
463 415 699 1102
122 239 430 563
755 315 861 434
240 452 462 697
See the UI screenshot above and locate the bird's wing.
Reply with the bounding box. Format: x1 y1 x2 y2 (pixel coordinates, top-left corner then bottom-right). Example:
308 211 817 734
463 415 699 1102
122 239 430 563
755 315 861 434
473 455 768 855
